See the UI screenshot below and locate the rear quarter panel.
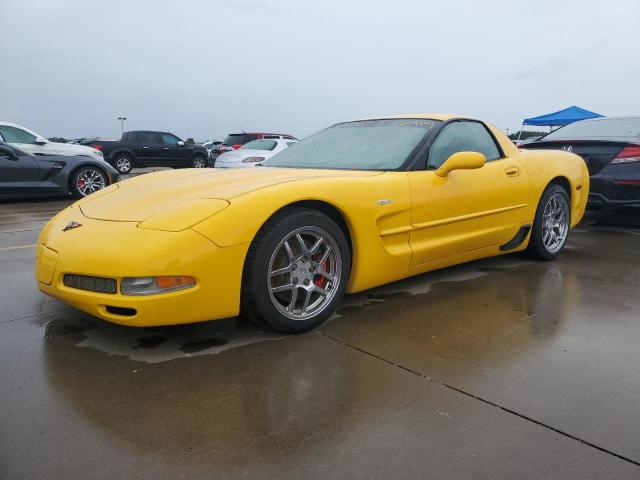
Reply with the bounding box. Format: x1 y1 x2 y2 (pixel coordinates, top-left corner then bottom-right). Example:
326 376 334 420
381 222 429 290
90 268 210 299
514 149 589 227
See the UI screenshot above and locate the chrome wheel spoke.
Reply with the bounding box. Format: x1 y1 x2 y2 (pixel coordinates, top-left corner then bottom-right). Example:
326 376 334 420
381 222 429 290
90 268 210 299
309 236 324 254
315 246 332 266
270 265 292 277
296 233 310 255
272 283 294 294
288 287 299 312
301 289 312 313
314 285 328 297
284 240 295 263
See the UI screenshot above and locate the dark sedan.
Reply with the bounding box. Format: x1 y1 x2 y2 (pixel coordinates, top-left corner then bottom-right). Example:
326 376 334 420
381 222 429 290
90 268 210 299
0 142 119 199
521 117 640 211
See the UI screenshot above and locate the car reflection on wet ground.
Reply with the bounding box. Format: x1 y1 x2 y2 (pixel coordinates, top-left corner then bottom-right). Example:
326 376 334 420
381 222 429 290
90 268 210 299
1 198 640 479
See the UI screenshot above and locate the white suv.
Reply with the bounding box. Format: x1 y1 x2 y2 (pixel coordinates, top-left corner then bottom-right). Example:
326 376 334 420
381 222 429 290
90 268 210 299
0 122 104 161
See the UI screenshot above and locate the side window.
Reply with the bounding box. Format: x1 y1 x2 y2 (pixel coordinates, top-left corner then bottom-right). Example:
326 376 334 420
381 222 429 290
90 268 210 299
0 126 37 144
139 132 161 144
161 134 180 146
427 121 501 169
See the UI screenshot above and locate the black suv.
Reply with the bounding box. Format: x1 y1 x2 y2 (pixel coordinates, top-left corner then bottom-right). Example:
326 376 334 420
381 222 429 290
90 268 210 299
89 131 209 174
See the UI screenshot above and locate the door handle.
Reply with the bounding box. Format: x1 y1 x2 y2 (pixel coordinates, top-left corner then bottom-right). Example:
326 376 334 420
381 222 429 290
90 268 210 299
163 147 170 150
505 166 521 177
142 146 149 149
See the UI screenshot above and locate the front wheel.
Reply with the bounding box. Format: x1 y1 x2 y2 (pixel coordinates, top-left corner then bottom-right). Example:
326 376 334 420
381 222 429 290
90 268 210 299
70 167 108 198
241 208 351 333
525 184 571 261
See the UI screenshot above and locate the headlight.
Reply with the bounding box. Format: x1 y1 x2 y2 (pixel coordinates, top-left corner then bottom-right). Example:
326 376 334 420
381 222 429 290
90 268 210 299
121 276 195 295
242 156 265 163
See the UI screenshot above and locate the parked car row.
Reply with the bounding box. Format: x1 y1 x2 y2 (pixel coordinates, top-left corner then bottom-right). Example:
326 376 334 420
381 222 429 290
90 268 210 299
0 141 118 199
3 115 638 216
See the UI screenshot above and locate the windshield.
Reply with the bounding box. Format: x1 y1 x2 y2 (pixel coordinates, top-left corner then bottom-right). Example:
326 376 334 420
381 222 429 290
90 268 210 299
242 140 277 151
543 118 640 140
264 119 440 170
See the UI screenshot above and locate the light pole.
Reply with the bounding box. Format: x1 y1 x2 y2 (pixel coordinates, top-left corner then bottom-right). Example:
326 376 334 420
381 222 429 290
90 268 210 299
117 117 127 136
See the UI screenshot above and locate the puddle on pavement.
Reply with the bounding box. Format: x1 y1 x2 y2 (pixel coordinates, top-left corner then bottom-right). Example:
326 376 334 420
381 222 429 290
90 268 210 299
40 255 540 363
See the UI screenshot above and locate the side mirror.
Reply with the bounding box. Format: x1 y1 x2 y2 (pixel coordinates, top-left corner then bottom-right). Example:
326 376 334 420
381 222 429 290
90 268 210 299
34 136 48 145
0 146 19 160
435 151 486 177
177 141 185 147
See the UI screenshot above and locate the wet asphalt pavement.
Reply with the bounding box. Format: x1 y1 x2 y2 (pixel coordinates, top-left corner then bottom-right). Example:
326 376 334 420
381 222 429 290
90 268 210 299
1 195 640 479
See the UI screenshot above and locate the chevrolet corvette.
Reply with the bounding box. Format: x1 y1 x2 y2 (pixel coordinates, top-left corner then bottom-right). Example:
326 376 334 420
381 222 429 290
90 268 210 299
36 115 589 333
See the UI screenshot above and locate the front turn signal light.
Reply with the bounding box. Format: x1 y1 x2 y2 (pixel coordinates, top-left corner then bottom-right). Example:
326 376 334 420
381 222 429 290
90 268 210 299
121 276 196 296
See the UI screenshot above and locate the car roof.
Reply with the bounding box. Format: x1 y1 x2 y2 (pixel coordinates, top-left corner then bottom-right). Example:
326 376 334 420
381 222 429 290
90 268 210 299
0 121 29 128
227 132 294 136
352 113 470 122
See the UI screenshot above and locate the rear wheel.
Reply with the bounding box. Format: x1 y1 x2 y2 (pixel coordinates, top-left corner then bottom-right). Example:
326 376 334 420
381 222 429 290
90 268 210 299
71 166 107 198
114 154 133 174
241 208 351 333
192 155 207 168
525 184 571 261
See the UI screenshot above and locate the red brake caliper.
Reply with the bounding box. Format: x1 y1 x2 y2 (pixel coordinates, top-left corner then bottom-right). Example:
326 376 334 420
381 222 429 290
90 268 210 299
313 258 329 288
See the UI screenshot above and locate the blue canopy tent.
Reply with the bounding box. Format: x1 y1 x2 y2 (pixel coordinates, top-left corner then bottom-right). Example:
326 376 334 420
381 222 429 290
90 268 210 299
517 106 605 141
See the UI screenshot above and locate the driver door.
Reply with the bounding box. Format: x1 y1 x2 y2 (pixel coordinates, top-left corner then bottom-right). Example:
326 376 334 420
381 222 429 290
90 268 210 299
409 120 529 266
0 146 40 197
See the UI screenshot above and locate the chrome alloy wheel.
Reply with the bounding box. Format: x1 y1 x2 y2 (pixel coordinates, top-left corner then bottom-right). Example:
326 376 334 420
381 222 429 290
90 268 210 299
193 156 206 168
76 169 106 196
116 157 131 173
542 192 569 253
267 226 342 321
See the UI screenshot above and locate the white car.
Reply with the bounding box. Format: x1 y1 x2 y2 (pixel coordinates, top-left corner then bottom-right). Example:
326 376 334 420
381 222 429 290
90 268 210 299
214 138 297 168
0 122 104 162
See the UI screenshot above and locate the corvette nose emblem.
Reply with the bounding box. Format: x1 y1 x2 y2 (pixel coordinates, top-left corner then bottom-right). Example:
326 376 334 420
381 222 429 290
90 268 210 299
63 221 82 232
561 145 573 152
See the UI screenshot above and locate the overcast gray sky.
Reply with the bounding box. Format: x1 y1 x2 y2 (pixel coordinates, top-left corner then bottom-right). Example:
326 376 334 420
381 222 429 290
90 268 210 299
2 0 639 141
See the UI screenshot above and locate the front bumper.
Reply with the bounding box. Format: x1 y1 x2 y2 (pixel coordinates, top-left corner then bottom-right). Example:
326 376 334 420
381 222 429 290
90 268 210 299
36 205 249 326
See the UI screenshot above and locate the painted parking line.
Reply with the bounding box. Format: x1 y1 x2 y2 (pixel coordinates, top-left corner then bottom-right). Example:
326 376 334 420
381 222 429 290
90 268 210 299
0 244 37 252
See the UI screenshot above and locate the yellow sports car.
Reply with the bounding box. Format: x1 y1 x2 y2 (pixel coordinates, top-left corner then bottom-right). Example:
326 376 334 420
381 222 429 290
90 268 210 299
36 115 589 333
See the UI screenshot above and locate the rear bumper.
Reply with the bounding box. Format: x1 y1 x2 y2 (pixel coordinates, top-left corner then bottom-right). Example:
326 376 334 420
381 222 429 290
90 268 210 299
587 163 640 210
587 193 640 210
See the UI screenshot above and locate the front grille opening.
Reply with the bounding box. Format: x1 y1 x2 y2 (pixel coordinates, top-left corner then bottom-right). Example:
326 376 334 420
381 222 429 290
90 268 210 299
64 274 117 294
105 306 137 316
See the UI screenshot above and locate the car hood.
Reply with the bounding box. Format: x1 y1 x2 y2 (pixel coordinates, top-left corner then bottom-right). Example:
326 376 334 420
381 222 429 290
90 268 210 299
79 167 382 222
53 142 99 156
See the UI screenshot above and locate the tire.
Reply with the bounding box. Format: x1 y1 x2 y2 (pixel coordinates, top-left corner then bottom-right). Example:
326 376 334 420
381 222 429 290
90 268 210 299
70 166 108 198
241 207 351 334
525 184 571 261
113 154 133 174
192 155 207 168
